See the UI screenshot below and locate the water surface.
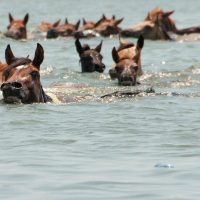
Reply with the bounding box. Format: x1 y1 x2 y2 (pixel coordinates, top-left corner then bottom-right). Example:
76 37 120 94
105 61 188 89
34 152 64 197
0 0 200 199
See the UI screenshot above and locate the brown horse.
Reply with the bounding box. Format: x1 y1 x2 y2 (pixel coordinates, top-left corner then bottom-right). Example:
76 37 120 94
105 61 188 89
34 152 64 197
73 18 97 38
75 39 105 73
38 19 61 32
81 18 96 30
0 44 52 104
5 13 29 40
47 19 80 38
94 14 124 37
121 7 200 40
109 35 144 86
73 15 123 38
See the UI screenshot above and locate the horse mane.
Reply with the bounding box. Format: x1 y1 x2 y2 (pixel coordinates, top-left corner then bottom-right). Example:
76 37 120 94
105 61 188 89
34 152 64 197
3 57 32 81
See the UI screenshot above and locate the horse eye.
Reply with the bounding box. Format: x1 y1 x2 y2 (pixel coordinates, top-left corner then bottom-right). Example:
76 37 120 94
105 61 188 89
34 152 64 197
82 56 92 61
19 27 25 31
30 71 39 79
144 25 152 31
115 66 123 73
130 66 138 72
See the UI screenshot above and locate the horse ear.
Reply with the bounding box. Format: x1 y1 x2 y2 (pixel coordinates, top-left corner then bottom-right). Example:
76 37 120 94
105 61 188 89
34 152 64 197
65 18 68 24
163 10 174 18
95 18 103 27
112 47 119 63
112 15 116 20
53 19 60 27
75 20 80 30
32 43 44 69
23 13 29 25
9 13 14 23
83 18 87 25
137 35 144 49
95 40 103 53
75 39 83 55
102 14 106 20
114 18 124 26
5 44 15 65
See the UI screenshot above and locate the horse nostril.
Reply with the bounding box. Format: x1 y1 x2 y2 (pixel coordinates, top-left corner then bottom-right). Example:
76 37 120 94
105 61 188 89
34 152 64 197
122 77 133 82
12 82 22 89
1 83 6 91
1 82 22 90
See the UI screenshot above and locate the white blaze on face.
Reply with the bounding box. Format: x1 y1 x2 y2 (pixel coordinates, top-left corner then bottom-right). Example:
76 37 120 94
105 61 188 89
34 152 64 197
16 65 28 71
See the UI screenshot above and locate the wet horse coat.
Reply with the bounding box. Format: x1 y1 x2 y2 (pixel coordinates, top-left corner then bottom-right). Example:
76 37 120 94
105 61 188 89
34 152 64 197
109 35 144 86
75 39 105 73
5 13 29 40
0 44 51 103
121 8 200 40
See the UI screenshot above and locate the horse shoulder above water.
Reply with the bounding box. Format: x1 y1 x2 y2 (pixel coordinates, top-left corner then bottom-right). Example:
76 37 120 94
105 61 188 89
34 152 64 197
5 13 29 40
75 38 105 73
120 7 200 40
0 44 52 104
109 35 144 86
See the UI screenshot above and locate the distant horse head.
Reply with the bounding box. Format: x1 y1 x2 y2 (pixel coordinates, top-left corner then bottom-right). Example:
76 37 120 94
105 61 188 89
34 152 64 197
81 18 96 30
94 14 124 37
109 35 144 86
121 8 176 40
5 13 29 39
47 19 80 38
1 44 51 103
75 39 105 73
38 19 61 32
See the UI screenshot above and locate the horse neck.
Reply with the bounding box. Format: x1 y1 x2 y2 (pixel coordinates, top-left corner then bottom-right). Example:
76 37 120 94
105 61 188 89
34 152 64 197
40 86 52 103
0 63 8 84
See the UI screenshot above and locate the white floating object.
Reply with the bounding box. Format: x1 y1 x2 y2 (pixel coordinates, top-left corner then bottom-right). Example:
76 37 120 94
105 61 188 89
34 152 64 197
154 163 174 168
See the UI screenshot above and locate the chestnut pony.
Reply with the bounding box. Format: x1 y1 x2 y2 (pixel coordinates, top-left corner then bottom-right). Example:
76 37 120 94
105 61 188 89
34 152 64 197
0 44 52 103
75 39 105 73
109 35 144 86
47 19 80 38
5 13 29 40
94 14 124 37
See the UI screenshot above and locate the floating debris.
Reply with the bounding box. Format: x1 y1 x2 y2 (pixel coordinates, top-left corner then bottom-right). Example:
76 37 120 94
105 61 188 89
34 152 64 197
154 163 174 168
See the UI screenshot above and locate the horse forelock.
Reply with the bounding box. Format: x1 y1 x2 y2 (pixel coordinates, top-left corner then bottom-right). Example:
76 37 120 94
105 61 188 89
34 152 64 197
3 57 32 81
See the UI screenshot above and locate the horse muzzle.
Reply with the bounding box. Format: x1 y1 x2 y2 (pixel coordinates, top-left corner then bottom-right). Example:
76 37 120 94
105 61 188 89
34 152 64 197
119 76 136 86
1 81 25 103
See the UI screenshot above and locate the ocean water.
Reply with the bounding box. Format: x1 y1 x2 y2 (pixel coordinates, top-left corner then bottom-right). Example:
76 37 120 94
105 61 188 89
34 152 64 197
0 0 200 199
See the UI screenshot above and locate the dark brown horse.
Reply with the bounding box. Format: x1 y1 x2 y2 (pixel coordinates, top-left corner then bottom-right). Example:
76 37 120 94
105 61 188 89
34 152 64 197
121 8 200 40
47 19 80 38
5 13 29 40
109 35 144 86
75 39 105 73
0 44 51 103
